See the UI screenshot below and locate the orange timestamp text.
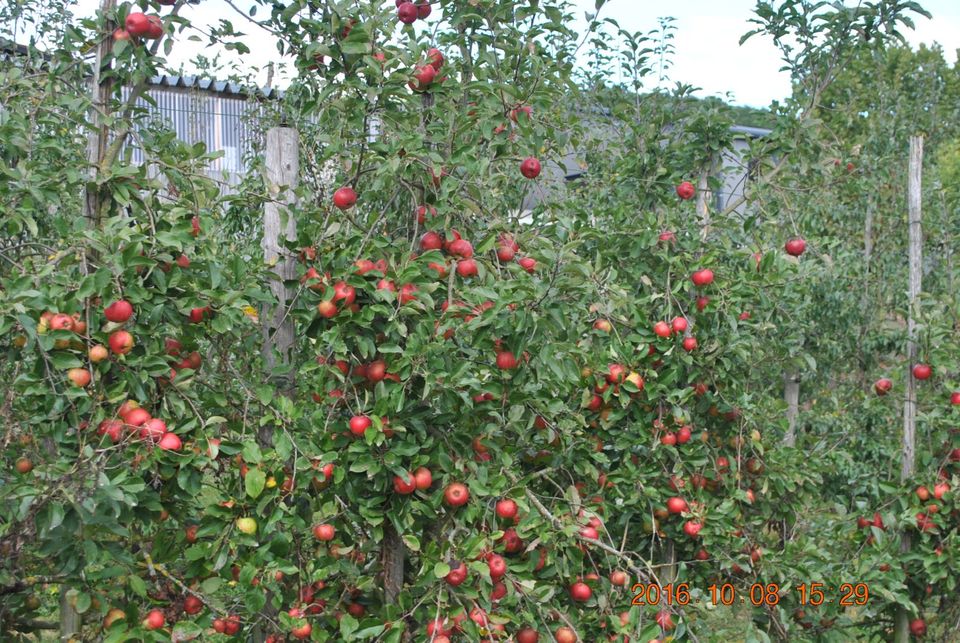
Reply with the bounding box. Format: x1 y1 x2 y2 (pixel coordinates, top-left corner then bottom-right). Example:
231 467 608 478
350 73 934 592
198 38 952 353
630 582 870 607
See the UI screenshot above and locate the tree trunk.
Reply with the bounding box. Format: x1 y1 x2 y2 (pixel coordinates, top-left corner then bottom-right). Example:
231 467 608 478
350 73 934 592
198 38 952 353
894 134 923 643
697 160 713 241
260 127 300 445
783 372 800 447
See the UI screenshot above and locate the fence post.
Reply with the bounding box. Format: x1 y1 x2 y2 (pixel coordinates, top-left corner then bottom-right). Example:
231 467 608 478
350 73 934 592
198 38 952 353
893 134 923 643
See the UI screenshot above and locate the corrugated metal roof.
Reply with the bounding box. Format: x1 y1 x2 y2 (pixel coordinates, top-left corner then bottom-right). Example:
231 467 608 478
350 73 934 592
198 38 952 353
730 124 772 138
147 74 284 99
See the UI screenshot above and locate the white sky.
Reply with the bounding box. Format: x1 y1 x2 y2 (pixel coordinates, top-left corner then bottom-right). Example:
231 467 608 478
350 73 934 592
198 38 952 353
58 0 960 108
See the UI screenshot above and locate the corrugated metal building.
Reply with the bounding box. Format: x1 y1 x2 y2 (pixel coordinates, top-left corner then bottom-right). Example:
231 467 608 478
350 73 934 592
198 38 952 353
124 75 281 193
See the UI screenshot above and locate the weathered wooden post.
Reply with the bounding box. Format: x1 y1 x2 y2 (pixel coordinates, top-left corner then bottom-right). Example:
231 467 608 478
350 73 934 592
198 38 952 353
893 134 923 643
260 126 300 439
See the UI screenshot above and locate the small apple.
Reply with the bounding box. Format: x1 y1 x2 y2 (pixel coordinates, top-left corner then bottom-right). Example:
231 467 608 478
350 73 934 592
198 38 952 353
15 457 33 474
785 238 806 257
236 517 257 535
393 472 416 495
671 316 688 333
682 336 697 352
520 157 541 179
158 432 182 451
555 627 577 643
89 344 109 362
333 186 357 210
666 497 688 514
142 609 164 630
913 364 932 380
313 523 335 541
108 330 134 355
349 415 372 435
683 520 702 537
456 258 478 277
691 269 714 287
67 368 91 387
518 256 537 273
495 498 518 520
676 181 695 200
569 581 592 602
874 378 892 395
496 351 517 370
317 300 338 318
397 1 417 23
444 482 469 507
413 466 433 490
653 321 671 338
610 570 628 586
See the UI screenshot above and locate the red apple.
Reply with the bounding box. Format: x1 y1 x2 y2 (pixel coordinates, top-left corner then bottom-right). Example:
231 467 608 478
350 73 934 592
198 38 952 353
874 378 893 395
518 257 537 273
67 368 91 387
125 12 151 37
913 364 932 380
444 482 469 507
142 609 164 630
653 321 672 338
409 64 436 91
683 520 702 537
317 301 338 318
332 186 357 210
569 581 592 602
397 1 417 23
691 269 714 287
349 415 372 436
313 523 335 541
495 498 518 520
555 627 577 643
413 466 432 490
104 300 133 323
108 330 134 355
520 157 541 179
666 497 688 514
456 258 478 277
496 351 517 370
393 472 416 495
671 316 688 333
675 181 695 200
445 561 468 586
785 238 806 256
682 336 698 352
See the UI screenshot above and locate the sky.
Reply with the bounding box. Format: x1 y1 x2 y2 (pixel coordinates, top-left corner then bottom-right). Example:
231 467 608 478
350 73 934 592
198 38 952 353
56 0 960 109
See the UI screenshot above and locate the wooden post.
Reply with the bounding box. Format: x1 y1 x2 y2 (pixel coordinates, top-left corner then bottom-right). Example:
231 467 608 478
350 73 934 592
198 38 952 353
696 160 712 241
59 588 80 642
893 134 923 643
783 372 800 447
64 0 118 638
260 127 299 448
261 127 299 377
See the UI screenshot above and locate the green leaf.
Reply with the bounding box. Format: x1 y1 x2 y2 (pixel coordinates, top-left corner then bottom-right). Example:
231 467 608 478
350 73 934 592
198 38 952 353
340 613 359 638
129 575 147 598
245 469 266 499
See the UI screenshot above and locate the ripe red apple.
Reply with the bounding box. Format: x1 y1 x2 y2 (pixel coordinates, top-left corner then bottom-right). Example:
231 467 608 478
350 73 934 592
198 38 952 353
291 621 312 640
415 0 431 19
449 238 473 258
313 523 335 541
397 1 418 23
456 258 478 277
784 238 806 256
399 283 417 304
555 627 577 643
874 378 892 395
349 415 371 435
682 336 698 352
653 321 671 338
610 570 628 586
520 157 541 179
683 520 702 537
497 245 516 262
496 351 517 370
103 300 134 323
934 482 949 499
515 627 539 643
145 15 163 39
183 594 203 615
691 269 714 287
317 300 338 318
916 486 930 501
696 296 709 312
445 561 468 586
671 316 688 333
495 498 518 520
675 181 695 200
661 432 677 446
67 368 91 387
593 319 612 332
188 306 211 323
426 47 444 70
950 391 960 405
409 64 436 91
913 364 932 380
487 554 507 579
108 330 134 355
420 230 443 251
909 619 926 637
393 472 416 495
158 432 182 451
518 256 537 273
569 581 592 602
140 417 166 441
666 497 688 514
142 609 164 630
413 466 432 490
579 525 599 540
332 186 357 210
15 457 33 474
444 482 469 507
655 610 675 630
113 28 131 41
125 12 151 37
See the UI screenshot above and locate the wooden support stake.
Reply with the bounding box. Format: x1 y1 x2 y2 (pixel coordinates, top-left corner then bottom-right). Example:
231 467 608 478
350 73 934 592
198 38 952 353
894 134 923 643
